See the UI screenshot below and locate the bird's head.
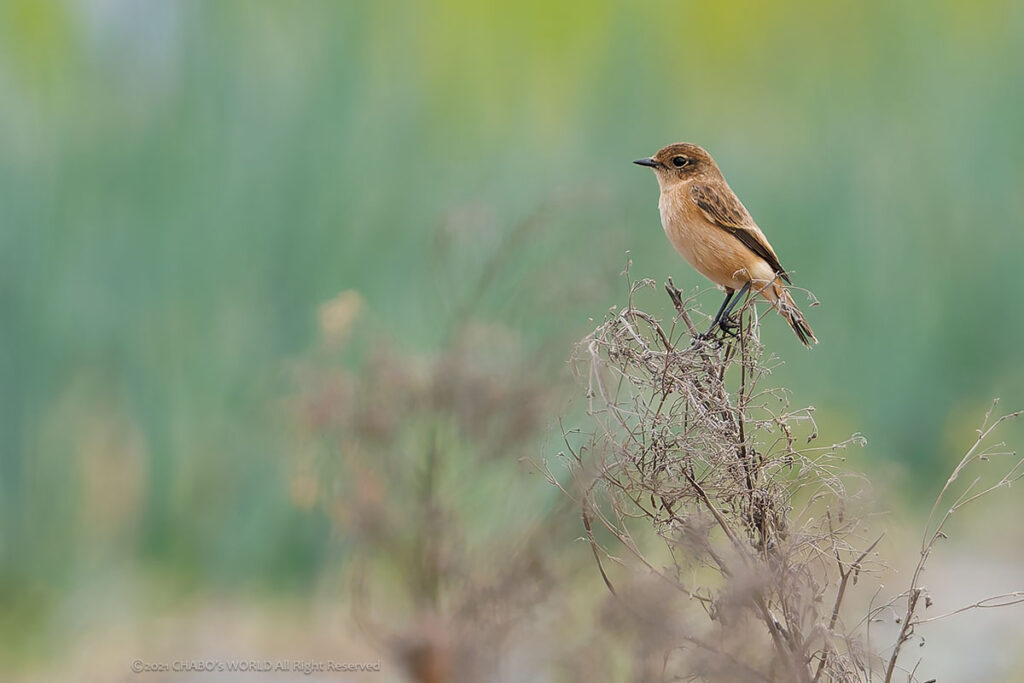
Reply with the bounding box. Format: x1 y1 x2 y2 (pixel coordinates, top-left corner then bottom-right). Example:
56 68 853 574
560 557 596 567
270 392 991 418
633 142 718 189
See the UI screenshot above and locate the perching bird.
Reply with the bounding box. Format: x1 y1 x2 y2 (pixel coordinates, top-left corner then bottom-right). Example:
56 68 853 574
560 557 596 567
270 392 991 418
634 143 816 347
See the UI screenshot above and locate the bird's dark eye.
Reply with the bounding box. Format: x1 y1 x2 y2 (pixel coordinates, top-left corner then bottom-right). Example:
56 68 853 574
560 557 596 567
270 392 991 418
672 156 689 168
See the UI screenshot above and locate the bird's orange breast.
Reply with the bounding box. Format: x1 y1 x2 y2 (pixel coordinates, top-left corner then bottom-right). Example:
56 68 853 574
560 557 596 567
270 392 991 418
658 187 774 291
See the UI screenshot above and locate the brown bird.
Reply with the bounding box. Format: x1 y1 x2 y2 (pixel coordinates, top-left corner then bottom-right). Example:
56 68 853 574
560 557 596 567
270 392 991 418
634 143 816 347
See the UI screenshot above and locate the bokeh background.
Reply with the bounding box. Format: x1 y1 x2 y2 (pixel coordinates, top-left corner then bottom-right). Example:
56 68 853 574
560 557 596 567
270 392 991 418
2 0 1023 680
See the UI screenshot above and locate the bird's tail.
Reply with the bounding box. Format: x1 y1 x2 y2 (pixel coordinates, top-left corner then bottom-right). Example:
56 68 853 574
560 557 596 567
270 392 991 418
762 280 817 348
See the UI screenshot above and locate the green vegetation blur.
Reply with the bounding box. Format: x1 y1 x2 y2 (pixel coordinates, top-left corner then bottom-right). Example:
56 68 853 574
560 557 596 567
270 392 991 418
2 0 1023 667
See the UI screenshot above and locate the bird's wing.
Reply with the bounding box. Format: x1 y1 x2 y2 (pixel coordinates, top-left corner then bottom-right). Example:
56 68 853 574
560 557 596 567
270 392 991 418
690 183 791 284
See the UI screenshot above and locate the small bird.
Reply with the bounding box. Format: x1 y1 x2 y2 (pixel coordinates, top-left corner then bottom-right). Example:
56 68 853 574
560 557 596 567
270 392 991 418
634 143 816 347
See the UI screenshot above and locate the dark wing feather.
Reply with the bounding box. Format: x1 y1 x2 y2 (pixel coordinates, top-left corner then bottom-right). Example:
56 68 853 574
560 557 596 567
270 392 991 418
690 184 791 284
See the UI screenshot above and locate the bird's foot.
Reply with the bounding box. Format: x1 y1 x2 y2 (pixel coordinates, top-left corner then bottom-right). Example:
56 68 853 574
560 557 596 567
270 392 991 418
718 314 740 339
692 315 739 349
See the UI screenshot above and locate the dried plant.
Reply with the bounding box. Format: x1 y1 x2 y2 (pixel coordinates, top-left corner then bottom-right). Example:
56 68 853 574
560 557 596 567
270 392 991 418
288 291 581 683
554 267 1023 682
869 400 1024 682
291 266 1021 682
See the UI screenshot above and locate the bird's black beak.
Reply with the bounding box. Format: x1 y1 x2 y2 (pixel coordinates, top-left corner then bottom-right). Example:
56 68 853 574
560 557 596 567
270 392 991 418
633 157 660 168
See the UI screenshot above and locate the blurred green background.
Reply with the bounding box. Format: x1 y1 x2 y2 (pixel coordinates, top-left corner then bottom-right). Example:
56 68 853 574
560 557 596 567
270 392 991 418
2 0 1023 680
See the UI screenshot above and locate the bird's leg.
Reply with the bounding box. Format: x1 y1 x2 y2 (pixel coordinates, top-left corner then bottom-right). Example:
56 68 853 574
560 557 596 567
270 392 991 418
716 281 751 338
704 289 735 337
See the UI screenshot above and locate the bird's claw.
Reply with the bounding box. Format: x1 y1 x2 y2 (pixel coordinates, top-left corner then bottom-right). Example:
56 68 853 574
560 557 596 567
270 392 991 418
718 315 740 338
692 315 739 348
